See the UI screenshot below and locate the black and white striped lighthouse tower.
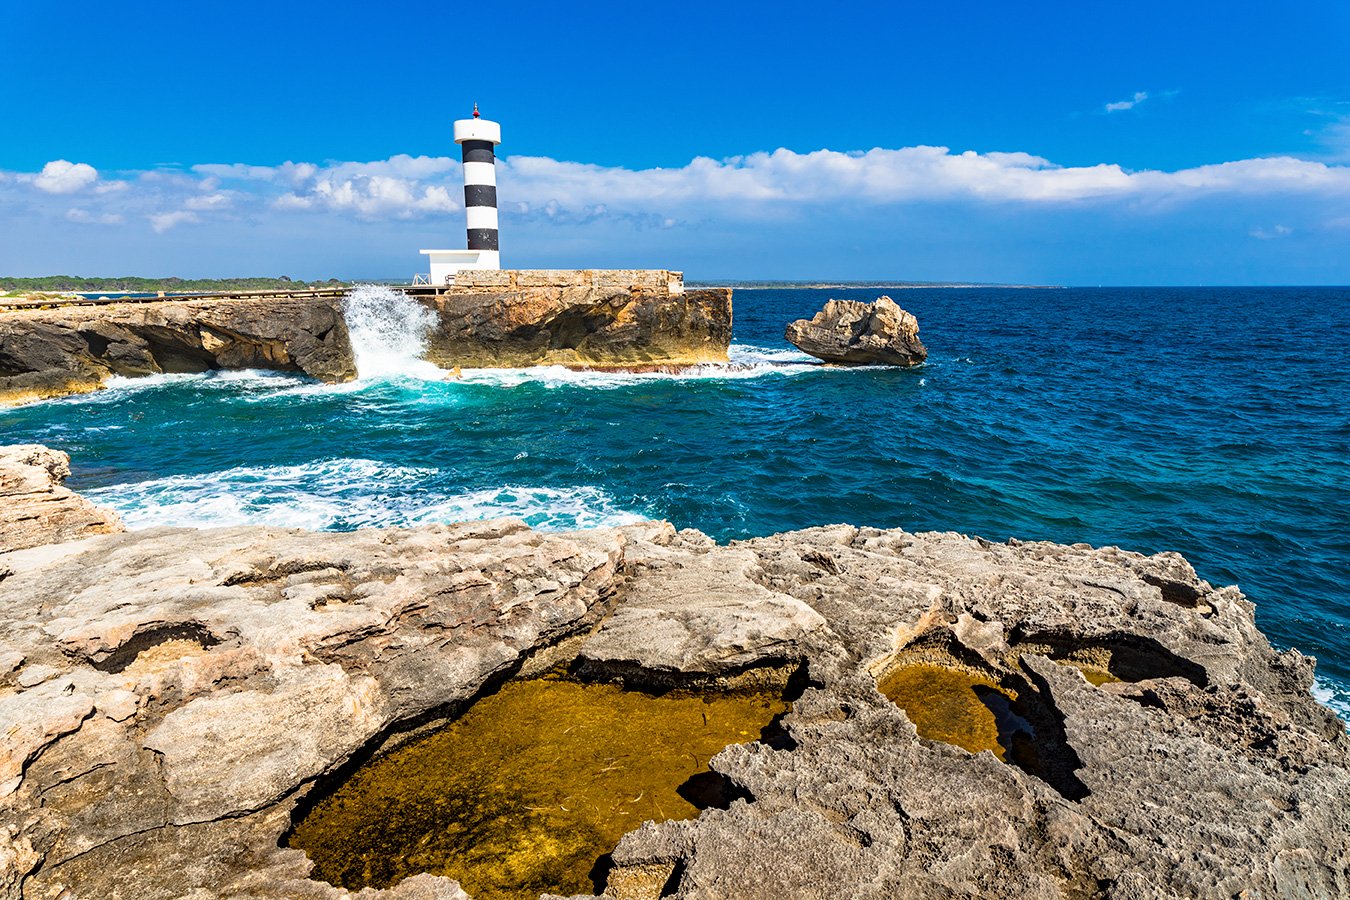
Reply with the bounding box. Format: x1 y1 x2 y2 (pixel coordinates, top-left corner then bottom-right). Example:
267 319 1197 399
453 104 501 269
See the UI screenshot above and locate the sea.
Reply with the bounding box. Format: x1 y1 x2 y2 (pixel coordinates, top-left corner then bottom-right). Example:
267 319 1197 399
4 285 1347 719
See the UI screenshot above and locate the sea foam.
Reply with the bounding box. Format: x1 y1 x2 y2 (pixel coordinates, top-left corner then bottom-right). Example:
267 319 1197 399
453 343 824 389
1312 676 1350 725
84 458 645 532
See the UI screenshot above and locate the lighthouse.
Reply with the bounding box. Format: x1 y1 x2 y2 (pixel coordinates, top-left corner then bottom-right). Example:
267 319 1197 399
420 104 502 285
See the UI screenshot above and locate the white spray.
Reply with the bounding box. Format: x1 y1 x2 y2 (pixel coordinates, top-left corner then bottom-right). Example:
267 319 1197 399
342 284 444 380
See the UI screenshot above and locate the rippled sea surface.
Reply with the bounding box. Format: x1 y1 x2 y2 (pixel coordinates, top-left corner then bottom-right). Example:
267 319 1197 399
3 286 1347 714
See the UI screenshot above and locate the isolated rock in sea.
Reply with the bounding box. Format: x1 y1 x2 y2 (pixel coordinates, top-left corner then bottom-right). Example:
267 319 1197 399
0 444 122 552
421 270 732 369
1 445 1347 899
0 296 356 404
785 295 927 366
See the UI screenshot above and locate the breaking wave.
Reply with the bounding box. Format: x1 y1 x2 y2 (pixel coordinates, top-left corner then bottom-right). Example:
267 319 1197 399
85 458 647 532
453 343 824 389
343 284 446 381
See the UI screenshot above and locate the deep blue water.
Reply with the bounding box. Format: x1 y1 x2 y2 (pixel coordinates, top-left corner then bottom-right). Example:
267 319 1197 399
3 286 1348 714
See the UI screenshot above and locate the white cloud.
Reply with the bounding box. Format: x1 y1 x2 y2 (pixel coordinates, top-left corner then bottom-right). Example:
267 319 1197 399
65 208 124 225
183 192 234 211
1105 92 1150 113
149 210 200 233
33 159 98 193
1250 224 1293 240
192 160 319 186
273 176 460 218
5 144 1350 236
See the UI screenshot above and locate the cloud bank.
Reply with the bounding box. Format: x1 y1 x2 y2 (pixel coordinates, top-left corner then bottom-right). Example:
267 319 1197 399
2 143 1349 282
7 145 1349 230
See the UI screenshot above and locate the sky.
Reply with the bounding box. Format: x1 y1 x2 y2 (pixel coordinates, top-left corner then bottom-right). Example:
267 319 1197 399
2 0 1348 284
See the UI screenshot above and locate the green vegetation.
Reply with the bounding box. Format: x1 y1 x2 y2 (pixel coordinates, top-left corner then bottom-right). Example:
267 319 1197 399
0 275 349 293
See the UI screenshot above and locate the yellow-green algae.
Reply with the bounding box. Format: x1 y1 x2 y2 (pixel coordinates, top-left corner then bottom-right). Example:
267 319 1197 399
1062 660 1122 686
877 662 1021 758
287 676 787 899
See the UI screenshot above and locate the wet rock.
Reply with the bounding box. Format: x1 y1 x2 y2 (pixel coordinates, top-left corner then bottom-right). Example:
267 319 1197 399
785 295 927 366
0 445 123 551
0 297 356 404
1 447 1347 899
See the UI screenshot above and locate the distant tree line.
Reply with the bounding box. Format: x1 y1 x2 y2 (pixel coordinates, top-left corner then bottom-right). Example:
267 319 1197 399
0 275 349 292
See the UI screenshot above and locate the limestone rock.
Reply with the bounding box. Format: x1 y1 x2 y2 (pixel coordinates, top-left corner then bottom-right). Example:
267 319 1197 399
421 285 732 369
1 514 623 898
608 526 1350 899
0 297 356 404
0 277 733 404
577 523 826 681
1 447 1347 899
0 445 123 552
785 295 927 366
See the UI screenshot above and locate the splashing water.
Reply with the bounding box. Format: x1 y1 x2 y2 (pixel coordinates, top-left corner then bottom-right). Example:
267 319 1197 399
342 285 445 380
82 458 647 532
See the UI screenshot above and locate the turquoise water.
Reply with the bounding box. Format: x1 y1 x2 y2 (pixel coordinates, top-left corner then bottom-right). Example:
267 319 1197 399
3 286 1347 716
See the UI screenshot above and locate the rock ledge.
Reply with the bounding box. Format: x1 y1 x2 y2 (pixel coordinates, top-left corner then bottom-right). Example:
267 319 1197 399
1 447 1346 900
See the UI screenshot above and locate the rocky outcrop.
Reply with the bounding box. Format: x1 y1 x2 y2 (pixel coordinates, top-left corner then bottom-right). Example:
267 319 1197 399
786 295 927 366
0 297 356 404
603 528 1350 899
421 280 732 369
0 513 628 900
1 446 1346 899
0 445 122 552
0 275 734 403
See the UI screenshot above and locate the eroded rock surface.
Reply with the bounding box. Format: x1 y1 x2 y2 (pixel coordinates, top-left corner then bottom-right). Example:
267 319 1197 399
0 445 122 552
785 295 927 366
421 286 732 369
1 448 1347 899
0 297 356 404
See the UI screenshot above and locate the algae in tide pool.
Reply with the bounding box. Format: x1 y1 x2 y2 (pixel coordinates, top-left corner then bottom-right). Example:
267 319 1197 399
878 662 1020 758
287 677 787 899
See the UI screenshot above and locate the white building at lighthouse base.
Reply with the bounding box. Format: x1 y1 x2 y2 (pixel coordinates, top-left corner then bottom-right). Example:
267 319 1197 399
419 249 502 286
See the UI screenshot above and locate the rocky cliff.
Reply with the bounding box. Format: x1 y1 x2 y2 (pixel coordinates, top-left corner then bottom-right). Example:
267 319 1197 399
0 274 733 404
421 273 732 369
0 297 356 404
0 447 1346 899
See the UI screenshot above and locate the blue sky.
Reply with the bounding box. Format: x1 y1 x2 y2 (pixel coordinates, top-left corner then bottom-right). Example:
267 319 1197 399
2 0 1349 283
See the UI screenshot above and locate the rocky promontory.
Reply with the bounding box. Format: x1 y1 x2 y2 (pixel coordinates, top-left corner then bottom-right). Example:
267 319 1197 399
1 446 1346 899
0 296 356 405
786 295 927 366
0 272 733 404
421 270 732 370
